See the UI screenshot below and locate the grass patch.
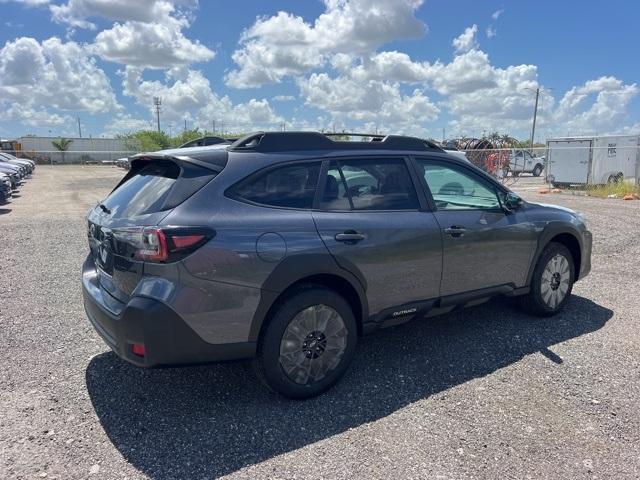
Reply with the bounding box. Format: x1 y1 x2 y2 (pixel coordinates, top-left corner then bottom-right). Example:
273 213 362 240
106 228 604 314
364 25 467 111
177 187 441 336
586 181 640 198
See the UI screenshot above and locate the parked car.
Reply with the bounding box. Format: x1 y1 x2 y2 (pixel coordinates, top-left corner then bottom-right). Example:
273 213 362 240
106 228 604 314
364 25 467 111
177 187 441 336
0 172 12 203
82 131 592 399
0 152 35 173
442 146 470 162
114 157 131 170
0 157 27 177
509 149 545 177
0 162 23 189
179 136 231 148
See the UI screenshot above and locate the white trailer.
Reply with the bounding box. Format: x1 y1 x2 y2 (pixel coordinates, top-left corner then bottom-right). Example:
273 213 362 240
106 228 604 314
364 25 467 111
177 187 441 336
546 135 640 186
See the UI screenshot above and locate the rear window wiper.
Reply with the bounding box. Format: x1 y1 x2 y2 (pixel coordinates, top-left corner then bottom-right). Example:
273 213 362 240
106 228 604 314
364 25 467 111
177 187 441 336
99 203 111 215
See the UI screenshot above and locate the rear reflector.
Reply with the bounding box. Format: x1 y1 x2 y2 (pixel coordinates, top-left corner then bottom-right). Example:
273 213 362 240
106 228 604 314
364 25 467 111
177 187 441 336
172 234 205 249
131 343 146 357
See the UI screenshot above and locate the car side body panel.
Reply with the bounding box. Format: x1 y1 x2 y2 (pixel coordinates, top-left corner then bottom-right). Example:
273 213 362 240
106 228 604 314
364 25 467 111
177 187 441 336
313 210 443 315
432 208 537 295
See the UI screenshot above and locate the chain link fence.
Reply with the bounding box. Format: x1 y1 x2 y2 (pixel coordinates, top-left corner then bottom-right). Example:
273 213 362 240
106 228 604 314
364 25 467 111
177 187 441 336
11 150 137 166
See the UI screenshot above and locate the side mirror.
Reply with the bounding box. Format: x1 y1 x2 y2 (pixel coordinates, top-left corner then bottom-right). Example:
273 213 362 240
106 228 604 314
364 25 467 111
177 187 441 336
501 192 523 213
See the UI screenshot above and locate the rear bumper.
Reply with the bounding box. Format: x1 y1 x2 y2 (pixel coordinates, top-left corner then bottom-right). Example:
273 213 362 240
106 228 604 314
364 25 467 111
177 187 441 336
82 257 256 367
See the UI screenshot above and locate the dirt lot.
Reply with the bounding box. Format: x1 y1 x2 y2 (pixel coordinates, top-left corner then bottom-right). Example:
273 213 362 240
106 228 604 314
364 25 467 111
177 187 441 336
1 166 639 479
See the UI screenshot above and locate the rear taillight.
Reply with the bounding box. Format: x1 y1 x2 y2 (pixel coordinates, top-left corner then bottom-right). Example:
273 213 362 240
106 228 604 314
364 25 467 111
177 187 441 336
113 226 213 263
137 227 169 261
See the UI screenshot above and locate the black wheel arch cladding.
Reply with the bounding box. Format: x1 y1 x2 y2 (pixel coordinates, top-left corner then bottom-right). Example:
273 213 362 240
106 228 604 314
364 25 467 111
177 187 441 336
248 254 368 342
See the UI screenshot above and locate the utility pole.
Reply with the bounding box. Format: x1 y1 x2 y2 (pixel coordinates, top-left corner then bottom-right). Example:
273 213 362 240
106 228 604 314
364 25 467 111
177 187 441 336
530 87 540 149
153 97 162 132
77 116 82 138
212 120 216 134
442 127 445 144
184 119 187 134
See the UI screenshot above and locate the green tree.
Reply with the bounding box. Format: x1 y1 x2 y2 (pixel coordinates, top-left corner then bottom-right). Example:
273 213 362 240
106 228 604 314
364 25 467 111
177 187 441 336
171 128 203 148
117 130 171 152
51 137 73 163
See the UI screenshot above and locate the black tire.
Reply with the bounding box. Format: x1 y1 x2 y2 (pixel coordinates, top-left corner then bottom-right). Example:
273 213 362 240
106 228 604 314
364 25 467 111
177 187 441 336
518 242 575 317
532 164 543 177
255 286 358 399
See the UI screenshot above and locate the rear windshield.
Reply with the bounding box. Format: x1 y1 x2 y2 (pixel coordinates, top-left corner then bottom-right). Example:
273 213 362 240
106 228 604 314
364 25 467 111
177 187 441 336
102 162 179 218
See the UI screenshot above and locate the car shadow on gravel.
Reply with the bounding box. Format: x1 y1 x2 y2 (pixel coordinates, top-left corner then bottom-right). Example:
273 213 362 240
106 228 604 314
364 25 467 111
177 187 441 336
86 295 611 480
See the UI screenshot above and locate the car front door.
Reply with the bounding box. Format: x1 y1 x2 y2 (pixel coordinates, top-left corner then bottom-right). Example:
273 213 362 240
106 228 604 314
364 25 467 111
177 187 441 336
414 157 536 297
312 157 442 318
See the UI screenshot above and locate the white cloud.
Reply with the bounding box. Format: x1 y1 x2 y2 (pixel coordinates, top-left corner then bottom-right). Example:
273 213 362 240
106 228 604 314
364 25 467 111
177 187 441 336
120 67 283 132
273 95 295 101
452 24 478 53
49 0 215 69
226 0 426 88
491 9 504 20
5 104 70 127
0 37 120 118
349 51 431 83
50 0 190 29
554 76 639 135
91 18 215 68
0 0 49 6
103 113 155 135
298 72 439 133
486 26 497 38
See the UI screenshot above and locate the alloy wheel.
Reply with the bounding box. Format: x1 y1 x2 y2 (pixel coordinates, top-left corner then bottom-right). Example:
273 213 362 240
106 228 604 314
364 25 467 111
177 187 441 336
279 305 348 385
540 254 571 308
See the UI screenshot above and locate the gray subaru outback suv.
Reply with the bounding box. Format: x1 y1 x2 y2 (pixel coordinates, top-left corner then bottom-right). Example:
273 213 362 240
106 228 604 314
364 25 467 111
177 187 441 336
82 132 592 398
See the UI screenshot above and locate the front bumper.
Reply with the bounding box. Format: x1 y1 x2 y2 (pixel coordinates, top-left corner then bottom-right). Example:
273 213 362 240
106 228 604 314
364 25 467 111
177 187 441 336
578 229 593 280
82 257 256 367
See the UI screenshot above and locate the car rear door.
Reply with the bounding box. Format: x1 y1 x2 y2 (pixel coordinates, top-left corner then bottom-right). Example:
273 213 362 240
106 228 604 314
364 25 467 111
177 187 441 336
414 157 536 297
312 157 442 318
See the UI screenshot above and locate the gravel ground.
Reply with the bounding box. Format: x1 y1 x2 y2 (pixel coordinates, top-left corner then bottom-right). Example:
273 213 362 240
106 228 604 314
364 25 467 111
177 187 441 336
1 166 639 480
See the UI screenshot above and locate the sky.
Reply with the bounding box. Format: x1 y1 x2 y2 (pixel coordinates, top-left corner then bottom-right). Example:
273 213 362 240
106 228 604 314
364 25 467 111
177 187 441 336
0 0 638 141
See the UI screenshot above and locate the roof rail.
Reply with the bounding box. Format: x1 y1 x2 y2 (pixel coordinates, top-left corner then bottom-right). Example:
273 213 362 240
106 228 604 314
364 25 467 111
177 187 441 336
228 131 444 153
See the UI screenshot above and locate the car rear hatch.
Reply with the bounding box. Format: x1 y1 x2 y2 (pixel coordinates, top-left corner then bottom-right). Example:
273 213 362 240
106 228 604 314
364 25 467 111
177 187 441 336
86 150 225 304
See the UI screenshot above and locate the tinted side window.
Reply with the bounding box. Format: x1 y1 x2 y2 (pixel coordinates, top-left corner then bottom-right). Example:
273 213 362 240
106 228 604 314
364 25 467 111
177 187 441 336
320 158 418 211
321 164 350 210
417 160 500 210
233 162 321 209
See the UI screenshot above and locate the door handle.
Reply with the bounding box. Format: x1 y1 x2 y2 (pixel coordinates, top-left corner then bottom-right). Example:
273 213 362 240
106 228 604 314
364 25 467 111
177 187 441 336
335 231 365 243
444 226 466 238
